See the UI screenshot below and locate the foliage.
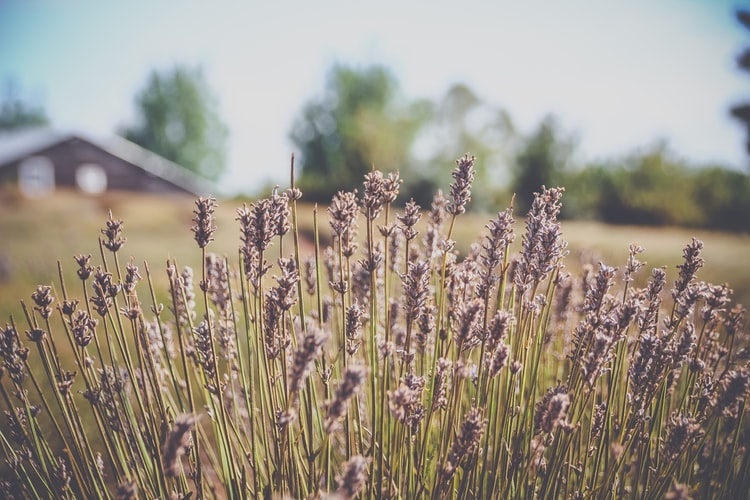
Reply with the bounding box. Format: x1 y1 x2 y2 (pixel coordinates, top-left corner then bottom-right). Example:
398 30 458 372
511 115 574 214
290 64 430 202
691 166 750 231
730 8 750 167
119 65 228 182
411 84 516 209
288 66 748 230
562 143 750 231
0 81 49 131
0 155 748 499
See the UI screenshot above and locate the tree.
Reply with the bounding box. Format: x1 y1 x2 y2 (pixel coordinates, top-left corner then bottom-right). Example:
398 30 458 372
0 80 49 131
120 65 228 181
413 84 516 209
730 9 750 168
290 64 429 201
511 115 574 214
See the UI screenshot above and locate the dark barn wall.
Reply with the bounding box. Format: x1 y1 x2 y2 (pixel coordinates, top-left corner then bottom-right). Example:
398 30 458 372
0 137 194 195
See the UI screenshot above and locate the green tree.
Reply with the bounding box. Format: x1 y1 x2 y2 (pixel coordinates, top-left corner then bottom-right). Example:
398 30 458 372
290 64 429 201
511 115 574 213
566 143 701 226
730 9 750 168
0 80 49 131
120 65 228 181
413 84 516 209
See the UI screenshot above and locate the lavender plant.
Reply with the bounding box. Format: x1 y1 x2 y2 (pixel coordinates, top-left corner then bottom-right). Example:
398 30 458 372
0 154 748 499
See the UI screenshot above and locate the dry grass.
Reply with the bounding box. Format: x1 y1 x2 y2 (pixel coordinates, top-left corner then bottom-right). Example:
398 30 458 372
3 190 748 317
0 166 748 499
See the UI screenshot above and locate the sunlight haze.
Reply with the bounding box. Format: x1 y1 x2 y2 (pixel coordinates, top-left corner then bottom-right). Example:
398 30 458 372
1 0 746 195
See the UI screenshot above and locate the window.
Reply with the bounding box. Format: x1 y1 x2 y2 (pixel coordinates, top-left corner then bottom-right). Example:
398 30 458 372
75 163 107 194
18 156 55 198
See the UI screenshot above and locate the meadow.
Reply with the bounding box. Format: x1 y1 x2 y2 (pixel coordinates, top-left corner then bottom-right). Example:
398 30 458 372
0 157 748 498
2 187 748 321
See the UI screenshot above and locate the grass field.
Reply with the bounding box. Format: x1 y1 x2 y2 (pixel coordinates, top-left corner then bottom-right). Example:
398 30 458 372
2 188 748 322
1 184 748 498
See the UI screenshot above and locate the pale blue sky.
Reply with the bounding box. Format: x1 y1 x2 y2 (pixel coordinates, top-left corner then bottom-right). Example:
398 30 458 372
1 0 747 194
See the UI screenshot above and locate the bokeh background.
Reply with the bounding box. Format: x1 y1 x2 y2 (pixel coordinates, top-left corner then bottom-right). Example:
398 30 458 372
1 1 748 196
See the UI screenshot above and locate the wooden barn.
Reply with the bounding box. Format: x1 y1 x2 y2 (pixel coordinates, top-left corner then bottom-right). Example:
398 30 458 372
0 128 215 198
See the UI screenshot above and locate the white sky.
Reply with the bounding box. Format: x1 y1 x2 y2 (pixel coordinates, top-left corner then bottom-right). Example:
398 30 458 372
1 0 747 195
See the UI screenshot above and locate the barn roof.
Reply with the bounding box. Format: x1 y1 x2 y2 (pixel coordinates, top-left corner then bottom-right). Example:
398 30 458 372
0 127 216 196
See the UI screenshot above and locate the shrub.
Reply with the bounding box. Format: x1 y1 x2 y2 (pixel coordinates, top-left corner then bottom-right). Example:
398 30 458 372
0 154 748 499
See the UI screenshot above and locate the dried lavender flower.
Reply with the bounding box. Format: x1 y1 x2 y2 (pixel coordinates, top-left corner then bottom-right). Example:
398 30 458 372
303 255 317 296
441 407 486 481
262 295 281 360
289 326 328 393
101 210 126 252
324 364 367 433
534 385 571 434
486 309 513 347
673 321 696 362
71 311 97 350
397 198 422 241
122 263 141 295
714 368 749 418
193 320 217 390
672 238 704 302
52 455 72 495
116 481 137 500
162 414 196 477
334 455 369 499
274 257 300 311
1 325 28 384
345 301 364 355
169 264 196 328
725 303 746 338
329 190 360 257
90 267 120 317
453 298 483 351
235 199 276 256
361 170 386 220
205 253 231 312
637 266 667 335
423 190 448 261
389 374 425 433
31 285 54 320
624 243 646 283
581 263 617 315
661 412 704 461
580 314 621 388
701 283 731 325
74 254 93 281
270 186 291 237
382 171 402 204
432 357 452 411
485 311 515 377
664 482 691 500
514 186 566 291
447 153 476 216
389 228 403 272
480 207 515 272
415 304 436 353
4 407 30 444
429 189 448 227
191 196 217 249
590 402 607 442
400 260 431 323
56 369 75 396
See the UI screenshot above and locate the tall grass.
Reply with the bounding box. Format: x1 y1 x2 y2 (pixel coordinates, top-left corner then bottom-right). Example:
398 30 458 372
0 154 748 499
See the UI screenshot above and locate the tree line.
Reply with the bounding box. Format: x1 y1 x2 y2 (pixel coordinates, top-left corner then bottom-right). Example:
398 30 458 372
291 64 750 231
3 61 749 231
